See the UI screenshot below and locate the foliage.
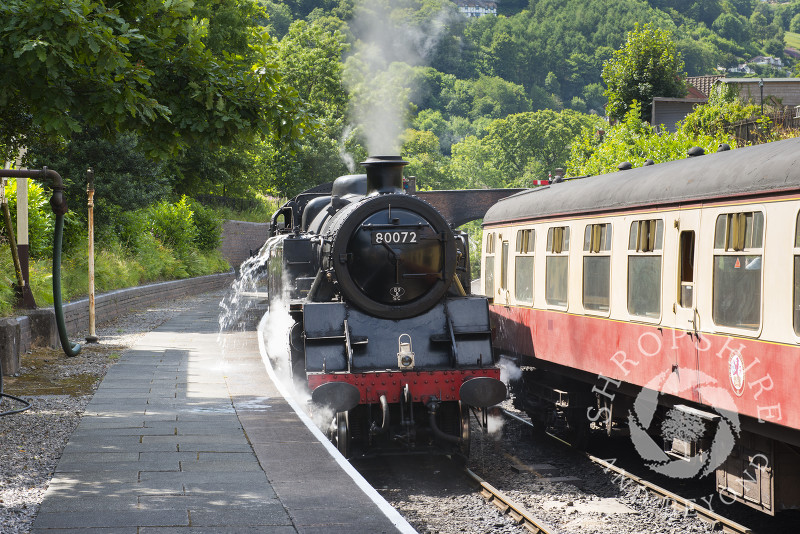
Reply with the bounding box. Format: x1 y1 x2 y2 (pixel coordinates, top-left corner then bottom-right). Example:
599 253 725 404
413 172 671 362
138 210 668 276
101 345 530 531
0 0 309 161
401 129 451 190
603 22 688 122
28 130 169 232
448 110 602 189
260 18 351 197
0 246 15 316
146 196 198 260
681 84 760 138
1 178 55 258
566 101 737 177
187 199 223 252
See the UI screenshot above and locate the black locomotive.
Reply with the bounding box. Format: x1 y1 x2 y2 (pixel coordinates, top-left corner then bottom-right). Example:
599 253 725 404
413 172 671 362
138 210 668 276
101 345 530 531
261 156 506 457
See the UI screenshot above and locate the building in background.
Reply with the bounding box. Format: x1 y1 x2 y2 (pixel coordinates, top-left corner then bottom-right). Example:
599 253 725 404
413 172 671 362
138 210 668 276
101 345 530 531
454 0 498 18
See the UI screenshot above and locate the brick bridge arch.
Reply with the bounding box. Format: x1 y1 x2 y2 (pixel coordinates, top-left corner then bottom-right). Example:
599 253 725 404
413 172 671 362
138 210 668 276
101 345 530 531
415 189 526 227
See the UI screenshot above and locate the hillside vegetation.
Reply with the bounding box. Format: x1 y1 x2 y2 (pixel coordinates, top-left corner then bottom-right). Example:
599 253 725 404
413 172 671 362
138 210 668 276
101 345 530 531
2 0 800 314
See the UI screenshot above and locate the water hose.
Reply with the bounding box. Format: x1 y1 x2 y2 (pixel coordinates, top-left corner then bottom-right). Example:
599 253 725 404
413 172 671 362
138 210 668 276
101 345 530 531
49 170 81 357
0 168 81 357
52 211 81 356
0 356 31 416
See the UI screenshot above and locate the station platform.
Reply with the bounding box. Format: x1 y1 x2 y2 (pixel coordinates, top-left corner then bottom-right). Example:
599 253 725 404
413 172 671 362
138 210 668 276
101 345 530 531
31 292 415 533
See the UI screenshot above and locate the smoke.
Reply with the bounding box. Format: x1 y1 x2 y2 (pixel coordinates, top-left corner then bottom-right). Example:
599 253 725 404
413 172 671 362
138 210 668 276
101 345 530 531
343 0 457 156
499 357 522 384
487 413 504 439
339 124 356 173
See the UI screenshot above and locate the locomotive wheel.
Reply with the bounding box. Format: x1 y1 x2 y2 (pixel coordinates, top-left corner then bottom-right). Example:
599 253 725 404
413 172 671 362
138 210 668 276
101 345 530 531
459 402 471 458
289 321 306 384
335 411 350 458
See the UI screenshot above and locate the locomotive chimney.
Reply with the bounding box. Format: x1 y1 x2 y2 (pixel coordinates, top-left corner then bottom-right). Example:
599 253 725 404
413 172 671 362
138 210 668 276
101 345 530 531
361 155 409 195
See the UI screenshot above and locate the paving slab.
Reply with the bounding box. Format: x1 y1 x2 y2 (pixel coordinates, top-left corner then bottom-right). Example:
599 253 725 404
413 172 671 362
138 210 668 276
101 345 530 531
32 291 414 534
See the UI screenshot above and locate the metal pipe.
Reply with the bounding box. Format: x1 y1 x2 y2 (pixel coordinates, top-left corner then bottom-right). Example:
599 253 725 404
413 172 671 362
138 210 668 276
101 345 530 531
426 401 462 444
370 394 390 436
0 167 80 356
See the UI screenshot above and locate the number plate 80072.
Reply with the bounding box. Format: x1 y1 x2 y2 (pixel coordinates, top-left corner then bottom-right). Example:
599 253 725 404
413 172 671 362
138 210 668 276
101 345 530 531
371 231 418 245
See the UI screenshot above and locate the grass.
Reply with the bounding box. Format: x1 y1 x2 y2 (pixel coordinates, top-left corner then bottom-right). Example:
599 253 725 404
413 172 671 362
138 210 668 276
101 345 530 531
787 32 800 51
202 194 284 223
1 238 230 317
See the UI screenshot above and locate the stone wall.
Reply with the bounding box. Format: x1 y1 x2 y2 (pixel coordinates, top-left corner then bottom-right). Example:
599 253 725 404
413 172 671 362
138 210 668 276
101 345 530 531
221 220 269 268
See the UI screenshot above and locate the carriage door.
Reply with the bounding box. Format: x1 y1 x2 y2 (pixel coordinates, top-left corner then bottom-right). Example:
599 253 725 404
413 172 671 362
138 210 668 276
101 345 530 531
673 211 701 401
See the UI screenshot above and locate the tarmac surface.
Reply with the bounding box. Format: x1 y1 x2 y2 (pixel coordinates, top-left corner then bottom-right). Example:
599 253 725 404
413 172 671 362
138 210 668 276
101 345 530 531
31 292 414 533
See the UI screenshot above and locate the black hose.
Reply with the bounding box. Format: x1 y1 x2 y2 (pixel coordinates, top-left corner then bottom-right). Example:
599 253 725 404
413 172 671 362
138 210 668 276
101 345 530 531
427 401 462 444
52 213 81 357
0 353 31 416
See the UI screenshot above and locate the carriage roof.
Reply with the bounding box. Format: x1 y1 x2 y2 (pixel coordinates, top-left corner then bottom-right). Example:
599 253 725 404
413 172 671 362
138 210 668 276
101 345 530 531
483 136 800 226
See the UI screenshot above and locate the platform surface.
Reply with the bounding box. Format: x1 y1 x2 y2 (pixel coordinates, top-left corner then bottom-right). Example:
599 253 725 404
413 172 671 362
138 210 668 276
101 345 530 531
31 292 410 533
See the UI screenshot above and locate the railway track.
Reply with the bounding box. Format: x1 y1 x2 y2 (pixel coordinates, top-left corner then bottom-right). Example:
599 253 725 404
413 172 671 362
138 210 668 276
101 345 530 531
502 409 754 534
464 466 556 534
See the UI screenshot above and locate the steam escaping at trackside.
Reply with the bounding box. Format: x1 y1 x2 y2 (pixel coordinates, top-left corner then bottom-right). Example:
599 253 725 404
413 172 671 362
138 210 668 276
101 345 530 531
343 0 456 156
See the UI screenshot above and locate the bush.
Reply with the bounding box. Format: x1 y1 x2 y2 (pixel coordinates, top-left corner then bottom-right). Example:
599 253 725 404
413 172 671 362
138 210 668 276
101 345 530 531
1 179 55 258
188 199 223 252
0 244 15 315
147 196 197 259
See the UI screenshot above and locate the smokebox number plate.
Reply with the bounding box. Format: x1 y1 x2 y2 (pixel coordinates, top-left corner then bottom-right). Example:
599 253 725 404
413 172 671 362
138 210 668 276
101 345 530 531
371 231 418 245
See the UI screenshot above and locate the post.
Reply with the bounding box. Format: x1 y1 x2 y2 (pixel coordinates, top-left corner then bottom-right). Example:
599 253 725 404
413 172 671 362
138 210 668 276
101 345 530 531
16 177 36 308
759 78 764 115
86 168 98 343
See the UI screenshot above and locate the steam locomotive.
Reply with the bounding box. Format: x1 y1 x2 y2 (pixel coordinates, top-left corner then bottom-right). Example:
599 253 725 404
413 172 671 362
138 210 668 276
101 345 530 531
261 156 506 458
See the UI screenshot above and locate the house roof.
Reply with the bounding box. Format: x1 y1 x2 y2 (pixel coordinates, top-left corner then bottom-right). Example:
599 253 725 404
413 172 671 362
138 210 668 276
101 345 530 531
686 75 723 97
717 78 800 84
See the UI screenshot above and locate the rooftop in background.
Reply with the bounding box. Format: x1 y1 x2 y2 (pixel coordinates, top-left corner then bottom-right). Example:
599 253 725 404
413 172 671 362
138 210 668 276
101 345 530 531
453 0 498 18
687 75 723 98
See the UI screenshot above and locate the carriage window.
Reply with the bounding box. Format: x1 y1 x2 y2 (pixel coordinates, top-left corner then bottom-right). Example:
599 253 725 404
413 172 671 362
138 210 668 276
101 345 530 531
546 226 570 306
794 213 800 335
500 240 509 292
628 220 663 318
678 231 695 308
713 212 763 330
583 223 611 312
515 229 534 303
485 232 495 297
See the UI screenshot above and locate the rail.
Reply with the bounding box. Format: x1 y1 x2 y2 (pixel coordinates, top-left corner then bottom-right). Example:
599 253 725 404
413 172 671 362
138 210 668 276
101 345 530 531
464 466 556 534
502 409 753 534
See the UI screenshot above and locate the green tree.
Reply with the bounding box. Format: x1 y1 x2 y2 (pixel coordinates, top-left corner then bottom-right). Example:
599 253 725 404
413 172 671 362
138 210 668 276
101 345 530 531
792 13 800 33
0 0 308 161
567 101 738 177
749 11 770 45
603 23 687 122
260 19 351 196
712 13 750 43
401 129 450 190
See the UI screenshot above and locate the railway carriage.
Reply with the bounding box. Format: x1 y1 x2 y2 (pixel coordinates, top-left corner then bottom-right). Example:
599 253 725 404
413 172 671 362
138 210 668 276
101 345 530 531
482 137 800 515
